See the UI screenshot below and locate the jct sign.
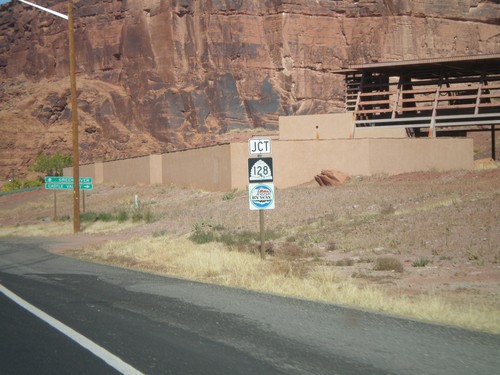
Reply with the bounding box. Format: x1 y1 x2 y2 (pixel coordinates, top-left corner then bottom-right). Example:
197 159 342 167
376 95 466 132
249 138 272 155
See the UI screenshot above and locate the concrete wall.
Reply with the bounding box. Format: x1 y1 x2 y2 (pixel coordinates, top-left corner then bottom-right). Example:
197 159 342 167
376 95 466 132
354 127 407 139
230 143 248 190
150 155 163 185
279 113 354 140
367 138 474 175
102 156 151 185
64 110 474 191
279 112 407 140
162 145 233 191
65 137 474 191
77 164 97 181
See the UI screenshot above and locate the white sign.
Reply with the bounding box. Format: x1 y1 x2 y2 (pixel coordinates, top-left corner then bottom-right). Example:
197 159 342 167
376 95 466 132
249 183 275 210
249 138 272 155
248 157 273 182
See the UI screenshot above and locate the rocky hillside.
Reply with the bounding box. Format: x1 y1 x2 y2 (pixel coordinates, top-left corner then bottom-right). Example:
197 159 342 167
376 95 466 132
0 0 499 180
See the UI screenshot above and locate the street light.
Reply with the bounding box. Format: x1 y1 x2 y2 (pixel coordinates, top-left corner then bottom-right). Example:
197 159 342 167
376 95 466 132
14 0 80 233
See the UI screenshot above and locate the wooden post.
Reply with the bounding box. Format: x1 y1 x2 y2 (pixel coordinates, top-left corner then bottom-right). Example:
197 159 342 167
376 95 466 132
259 209 265 259
53 191 57 220
492 125 496 161
68 1 80 233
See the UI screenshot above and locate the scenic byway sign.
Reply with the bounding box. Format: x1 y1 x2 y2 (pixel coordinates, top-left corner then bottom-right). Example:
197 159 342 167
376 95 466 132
249 183 275 210
45 176 93 190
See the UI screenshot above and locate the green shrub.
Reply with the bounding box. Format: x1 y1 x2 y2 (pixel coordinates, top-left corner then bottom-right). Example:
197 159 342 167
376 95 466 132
97 212 114 222
412 257 431 267
116 210 129 222
2 178 43 193
2 178 22 192
222 191 235 201
189 222 218 244
143 208 154 223
80 212 99 222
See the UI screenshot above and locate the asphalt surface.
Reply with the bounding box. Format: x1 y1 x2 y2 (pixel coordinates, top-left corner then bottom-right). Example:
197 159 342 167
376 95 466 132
0 237 499 375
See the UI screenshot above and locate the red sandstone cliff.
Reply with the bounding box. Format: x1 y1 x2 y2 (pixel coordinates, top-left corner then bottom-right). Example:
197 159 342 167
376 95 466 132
0 0 499 179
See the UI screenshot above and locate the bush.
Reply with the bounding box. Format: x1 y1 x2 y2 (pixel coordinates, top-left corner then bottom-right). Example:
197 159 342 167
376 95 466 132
222 191 235 201
412 257 431 267
2 178 22 192
335 258 354 267
373 256 404 273
116 210 129 222
79 209 152 223
80 212 99 222
2 178 42 193
189 222 218 244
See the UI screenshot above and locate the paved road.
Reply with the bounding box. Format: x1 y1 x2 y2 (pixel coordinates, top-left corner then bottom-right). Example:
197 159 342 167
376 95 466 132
0 237 499 375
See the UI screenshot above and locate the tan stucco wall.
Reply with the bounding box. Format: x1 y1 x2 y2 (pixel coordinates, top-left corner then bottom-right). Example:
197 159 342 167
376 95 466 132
367 138 474 175
279 113 354 140
354 127 407 139
77 164 96 180
64 137 473 191
271 139 372 189
95 162 104 184
162 145 233 191
280 112 408 140
229 143 249 190
103 156 151 185
149 155 163 185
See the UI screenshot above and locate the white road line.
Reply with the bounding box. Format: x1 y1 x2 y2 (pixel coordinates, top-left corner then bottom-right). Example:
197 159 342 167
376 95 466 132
0 283 144 375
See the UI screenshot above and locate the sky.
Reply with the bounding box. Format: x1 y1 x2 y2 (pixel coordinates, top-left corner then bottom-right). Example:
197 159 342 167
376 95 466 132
0 0 12 5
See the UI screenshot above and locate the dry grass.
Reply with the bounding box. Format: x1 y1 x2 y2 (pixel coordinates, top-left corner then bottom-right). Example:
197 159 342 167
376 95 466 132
373 256 405 273
0 222 73 237
0 219 140 237
69 234 500 334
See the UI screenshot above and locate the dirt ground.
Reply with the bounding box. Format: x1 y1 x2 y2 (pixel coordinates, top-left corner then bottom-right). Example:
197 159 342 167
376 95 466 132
1 164 499 313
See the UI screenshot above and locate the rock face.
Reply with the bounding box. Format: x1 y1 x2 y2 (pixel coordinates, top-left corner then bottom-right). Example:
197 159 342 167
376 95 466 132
0 0 499 180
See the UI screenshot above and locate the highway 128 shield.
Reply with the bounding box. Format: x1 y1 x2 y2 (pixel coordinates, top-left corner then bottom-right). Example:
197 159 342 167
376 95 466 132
248 157 273 182
249 183 275 210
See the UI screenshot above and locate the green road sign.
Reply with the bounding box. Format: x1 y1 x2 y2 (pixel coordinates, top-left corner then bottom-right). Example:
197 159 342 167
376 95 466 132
45 176 93 191
45 176 93 184
79 184 93 190
45 176 73 183
45 183 93 190
45 183 73 190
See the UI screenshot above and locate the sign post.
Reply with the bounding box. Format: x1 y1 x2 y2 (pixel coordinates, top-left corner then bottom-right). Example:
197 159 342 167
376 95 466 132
248 138 274 259
45 177 93 219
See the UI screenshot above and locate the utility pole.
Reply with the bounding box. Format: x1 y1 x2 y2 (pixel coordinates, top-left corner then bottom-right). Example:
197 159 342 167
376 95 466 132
68 1 80 233
17 0 80 233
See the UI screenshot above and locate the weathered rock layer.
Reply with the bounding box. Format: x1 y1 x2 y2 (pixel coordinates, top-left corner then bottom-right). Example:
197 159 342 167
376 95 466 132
0 0 499 179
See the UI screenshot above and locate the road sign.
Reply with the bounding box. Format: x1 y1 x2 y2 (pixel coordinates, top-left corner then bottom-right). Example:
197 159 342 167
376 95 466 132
249 138 272 155
249 183 275 210
45 176 73 183
45 183 73 190
44 176 93 190
45 183 93 190
79 184 93 190
248 157 273 182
